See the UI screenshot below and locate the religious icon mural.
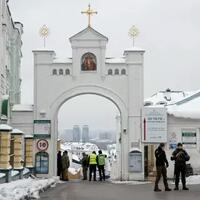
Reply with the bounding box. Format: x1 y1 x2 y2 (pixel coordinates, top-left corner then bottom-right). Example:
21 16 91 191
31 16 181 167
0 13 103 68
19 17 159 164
81 53 97 71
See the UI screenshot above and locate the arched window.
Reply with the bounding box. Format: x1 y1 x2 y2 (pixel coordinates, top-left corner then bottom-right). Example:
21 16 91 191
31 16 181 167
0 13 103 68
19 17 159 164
114 69 119 75
35 152 49 174
108 69 113 75
65 69 70 75
59 69 63 75
52 69 57 75
81 52 97 71
121 69 126 75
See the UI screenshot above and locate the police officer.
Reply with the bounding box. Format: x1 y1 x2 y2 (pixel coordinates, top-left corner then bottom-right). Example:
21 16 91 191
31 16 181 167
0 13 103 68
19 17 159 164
88 151 97 181
154 143 171 192
97 150 106 181
171 143 190 190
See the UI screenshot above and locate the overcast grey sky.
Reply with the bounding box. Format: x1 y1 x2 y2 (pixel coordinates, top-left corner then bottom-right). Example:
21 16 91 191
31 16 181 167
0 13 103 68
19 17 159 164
58 95 120 130
8 0 200 129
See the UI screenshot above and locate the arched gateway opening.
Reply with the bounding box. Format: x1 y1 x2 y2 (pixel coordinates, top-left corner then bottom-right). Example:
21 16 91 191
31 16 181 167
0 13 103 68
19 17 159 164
49 86 128 180
57 94 121 180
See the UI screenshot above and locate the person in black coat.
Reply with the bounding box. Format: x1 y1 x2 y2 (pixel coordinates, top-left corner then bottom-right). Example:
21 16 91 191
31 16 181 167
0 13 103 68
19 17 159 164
57 151 62 178
171 143 190 190
154 143 171 192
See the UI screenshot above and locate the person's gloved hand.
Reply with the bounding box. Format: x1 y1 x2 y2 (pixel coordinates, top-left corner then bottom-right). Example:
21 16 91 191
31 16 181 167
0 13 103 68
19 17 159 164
166 162 169 168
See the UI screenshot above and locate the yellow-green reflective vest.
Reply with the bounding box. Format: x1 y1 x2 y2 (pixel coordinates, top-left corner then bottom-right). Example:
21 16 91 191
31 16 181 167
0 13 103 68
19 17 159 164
89 153 97 165
98 154 105 166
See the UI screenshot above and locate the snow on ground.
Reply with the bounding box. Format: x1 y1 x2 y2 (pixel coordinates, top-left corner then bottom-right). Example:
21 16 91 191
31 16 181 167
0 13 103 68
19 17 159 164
113 175 200 186
0 173 5 178
0 176 60 200
111 180 151 185
170 175 200 185
186 175 200 185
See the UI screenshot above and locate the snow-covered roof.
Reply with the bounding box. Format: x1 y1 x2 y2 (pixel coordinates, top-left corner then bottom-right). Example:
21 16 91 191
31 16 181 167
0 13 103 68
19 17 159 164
144 89 195 107
52 57 126 64
12 104 33 112
32 49 55 52
11 129 24 134
24 134 34 139
105 57 125 64
124 46 145 52
0 124 12 131
53 57 72 64
145 89 200 119
129 147 142 153
168 91 200 119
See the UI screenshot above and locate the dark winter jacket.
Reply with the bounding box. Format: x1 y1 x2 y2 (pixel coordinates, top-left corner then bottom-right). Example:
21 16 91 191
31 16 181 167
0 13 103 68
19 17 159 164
81 155 88 168
155 146 169 167
171 148 190 165
57 151 62 175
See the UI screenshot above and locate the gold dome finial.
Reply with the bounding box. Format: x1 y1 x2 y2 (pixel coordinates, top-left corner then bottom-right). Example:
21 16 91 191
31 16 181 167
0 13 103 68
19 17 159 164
128 25 139 47
39 25 50 48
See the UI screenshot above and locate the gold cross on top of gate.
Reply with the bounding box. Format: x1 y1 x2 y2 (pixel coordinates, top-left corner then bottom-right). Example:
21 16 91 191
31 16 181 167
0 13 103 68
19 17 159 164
81 4 97 27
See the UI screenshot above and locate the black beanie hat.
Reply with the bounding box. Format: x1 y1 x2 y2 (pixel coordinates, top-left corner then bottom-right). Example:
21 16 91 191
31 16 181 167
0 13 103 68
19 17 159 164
177 143 183 147
160 143 165 147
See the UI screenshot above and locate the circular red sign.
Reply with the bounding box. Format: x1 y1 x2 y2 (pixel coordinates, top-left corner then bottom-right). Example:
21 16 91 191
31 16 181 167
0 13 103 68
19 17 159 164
37 139 49 151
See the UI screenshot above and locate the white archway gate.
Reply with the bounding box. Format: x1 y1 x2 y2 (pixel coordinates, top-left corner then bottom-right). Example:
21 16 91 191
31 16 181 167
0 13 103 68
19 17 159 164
33 26 145 180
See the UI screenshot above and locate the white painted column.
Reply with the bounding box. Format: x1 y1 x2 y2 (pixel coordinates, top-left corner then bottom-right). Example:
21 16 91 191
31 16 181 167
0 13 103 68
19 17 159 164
124 48 145 180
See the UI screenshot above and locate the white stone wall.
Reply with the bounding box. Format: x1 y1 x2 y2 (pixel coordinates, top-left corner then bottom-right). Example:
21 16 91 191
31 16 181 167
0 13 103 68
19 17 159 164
11 110 34 135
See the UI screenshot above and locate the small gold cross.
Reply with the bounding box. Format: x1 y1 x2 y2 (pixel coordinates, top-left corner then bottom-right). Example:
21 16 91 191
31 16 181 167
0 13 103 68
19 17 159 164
81 4 97 27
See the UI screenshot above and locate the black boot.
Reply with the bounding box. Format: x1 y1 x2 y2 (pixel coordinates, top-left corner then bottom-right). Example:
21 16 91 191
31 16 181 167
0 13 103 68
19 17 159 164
154 188 162 192
174 186 179 191
165 188 171 191
183 186 189 190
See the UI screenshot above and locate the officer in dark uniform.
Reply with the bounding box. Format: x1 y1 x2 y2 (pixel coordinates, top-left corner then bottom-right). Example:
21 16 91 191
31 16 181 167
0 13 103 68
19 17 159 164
171 143 190 190
154 143 171 192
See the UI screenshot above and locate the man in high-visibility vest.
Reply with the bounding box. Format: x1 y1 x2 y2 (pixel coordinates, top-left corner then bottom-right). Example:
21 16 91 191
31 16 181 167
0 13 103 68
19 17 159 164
97 150 106 181
88 151 97 181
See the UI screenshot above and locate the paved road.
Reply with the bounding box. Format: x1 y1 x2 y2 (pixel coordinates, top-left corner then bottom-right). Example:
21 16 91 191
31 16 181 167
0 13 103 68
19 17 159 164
39 181 200 200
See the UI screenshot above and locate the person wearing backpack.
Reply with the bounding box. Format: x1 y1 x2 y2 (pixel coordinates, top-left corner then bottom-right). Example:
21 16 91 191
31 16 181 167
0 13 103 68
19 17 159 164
171 143 190 190
97 150 106 181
